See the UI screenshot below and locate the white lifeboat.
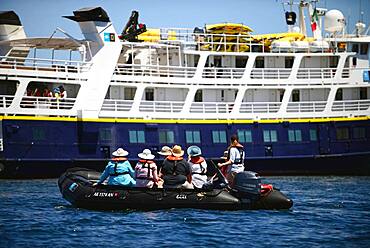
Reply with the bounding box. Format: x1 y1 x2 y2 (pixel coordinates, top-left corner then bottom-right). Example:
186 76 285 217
291 41 309 52
271 40 292 52
309 40 330 52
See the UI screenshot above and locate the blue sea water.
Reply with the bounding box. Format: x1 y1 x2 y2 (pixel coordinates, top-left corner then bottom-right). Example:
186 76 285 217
1 177 369 248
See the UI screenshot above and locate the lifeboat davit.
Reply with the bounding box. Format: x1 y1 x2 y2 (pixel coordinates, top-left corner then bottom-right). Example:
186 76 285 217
58 168 293 211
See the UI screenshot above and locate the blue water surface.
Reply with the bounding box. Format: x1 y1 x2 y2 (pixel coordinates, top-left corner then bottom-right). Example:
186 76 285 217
1 177 369 247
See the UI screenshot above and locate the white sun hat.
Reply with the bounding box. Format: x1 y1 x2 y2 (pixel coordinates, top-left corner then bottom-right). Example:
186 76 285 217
112 148 129 157
138 148 155 160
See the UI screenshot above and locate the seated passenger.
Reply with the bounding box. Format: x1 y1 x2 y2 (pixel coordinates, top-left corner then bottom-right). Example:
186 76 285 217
161 145 193 189
157 145 172 158
187 145 208 189
94 148 136 186
135 149 161 188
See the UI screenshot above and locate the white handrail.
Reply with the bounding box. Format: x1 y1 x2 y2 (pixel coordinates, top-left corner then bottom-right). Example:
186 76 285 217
332 99 370 111
20 96 76 110
101 99 134 112
115 64 196 78
0 56 92 73
139 100 184 112
190 102 234 113
240 102 281 113
287 101 327 112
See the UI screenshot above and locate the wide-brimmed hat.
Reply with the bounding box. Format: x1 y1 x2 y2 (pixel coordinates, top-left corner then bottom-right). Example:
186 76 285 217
112 148 129 157
187 145 202 157
158 146 172 156
138 148 155 160
172 145 184 157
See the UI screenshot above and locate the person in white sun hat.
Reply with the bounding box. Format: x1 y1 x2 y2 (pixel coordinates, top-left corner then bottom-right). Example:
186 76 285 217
135 149 162 188
94 148 136 186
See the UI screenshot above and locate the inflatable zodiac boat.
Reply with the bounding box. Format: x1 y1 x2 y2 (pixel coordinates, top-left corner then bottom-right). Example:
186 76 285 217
58 168 293 211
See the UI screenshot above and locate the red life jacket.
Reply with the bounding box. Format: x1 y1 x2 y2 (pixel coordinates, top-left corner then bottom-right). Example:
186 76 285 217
167 155 183 161
190 156 207 176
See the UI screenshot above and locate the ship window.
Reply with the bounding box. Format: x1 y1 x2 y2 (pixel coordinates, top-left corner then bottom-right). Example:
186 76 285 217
212 130 227 144
285 57 294 68
159 130 174 144
309 129 317 141
194 90 203 102
353 127 366 139
194 55 200 67
263 130 277 142
335 89 343 101
129 130 145 143
0 80 18 95
288 129 302 142
329 56 339 68
292 90 300 102
236 56 248 68
145 88 154 101
360 44 368 55
32 127 46 141
336 127 349 140
279 89 285 102
124 87 136 100
185 130 201 144
360 88 368 100
237 130 252 143
255 57 264 68
99 129 112 141
351 44 359 53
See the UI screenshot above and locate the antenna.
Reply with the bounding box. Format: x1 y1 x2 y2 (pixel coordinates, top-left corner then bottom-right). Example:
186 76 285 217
359 0 363 22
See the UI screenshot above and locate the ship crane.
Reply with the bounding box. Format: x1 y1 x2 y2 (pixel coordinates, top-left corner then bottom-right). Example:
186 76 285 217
119 10 147 42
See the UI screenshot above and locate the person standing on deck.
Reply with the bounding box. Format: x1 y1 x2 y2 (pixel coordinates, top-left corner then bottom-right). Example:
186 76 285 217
94 148 136 186
218 134 245 187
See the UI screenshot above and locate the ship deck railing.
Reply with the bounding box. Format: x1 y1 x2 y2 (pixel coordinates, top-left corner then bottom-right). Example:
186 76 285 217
190 102 235 113
0 56 92 74
297 68 339 79
99 99 370 115
250 68 292 79
19 96 76 110
128 28 341 53
113 63 356 82
240 102 281 113
2 95 368 117
115 64 197 78
287 101 327 112
332 99 370 112
0 95 76 110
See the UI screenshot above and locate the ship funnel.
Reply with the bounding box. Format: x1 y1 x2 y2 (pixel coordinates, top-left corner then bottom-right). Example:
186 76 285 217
64 7 118 60
0 11 29 57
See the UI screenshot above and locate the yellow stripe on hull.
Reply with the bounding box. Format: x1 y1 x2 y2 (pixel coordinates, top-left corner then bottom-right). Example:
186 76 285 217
1 115 369 124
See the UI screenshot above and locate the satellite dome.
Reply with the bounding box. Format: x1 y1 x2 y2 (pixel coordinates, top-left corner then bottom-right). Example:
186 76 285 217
324 9 345 33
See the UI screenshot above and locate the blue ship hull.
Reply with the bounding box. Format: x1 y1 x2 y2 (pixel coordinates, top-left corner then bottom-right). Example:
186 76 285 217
1 117 369 178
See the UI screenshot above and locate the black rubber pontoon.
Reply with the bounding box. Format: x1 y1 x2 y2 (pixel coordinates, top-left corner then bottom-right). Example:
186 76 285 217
58 168 293 211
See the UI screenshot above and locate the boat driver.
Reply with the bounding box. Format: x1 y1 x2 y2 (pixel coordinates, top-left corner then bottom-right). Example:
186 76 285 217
218 134 245 187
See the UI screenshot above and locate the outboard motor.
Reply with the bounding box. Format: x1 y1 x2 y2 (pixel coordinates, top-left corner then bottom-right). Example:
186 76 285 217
233 171 262 204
